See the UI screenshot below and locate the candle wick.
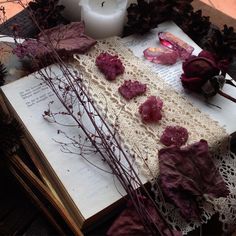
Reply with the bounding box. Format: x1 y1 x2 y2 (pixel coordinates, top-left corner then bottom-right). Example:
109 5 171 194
101 1 105 7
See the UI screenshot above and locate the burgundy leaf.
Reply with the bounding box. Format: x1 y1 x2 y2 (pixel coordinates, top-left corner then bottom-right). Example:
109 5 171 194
13 22 96 68
38 22 97 54
107 196 182 236
159 140 229 220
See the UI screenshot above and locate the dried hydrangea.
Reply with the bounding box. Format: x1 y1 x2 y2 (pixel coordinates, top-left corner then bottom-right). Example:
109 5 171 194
139 96 163 123
160 126 188 147
96 52 125 81
118 80 147 100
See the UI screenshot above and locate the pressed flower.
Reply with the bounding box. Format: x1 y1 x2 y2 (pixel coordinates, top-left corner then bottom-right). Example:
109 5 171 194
160 125 188 147
118 80 147 100
139 96 163 123
96 52 125 81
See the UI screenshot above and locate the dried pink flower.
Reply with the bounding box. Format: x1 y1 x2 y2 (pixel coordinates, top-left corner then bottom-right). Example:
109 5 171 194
139 96 163 123
96 52 125 81
118 80 147 100
160 126 188 147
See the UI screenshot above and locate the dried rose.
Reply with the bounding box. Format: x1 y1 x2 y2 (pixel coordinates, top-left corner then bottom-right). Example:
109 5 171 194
181 51 220 93
159 140 229 220
180 50 236 103
139 96 163 123
160 126 188 147
118 80 147 100
96 52 125 81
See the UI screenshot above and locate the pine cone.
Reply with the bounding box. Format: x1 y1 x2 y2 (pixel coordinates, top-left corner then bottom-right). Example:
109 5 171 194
200 25 236 62
124 0 193 36
28 0 69 30
180 10 211 44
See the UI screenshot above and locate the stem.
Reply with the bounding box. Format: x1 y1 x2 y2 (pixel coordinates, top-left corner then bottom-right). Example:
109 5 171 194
218 90 236 103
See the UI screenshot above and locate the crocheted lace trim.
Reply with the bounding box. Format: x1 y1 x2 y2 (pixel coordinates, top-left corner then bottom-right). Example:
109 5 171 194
73 37 236 234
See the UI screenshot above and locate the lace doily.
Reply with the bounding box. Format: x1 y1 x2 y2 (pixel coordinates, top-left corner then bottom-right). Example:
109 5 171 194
73 37 236 234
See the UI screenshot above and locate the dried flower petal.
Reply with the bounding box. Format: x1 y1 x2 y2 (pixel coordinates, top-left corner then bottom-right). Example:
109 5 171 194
118 80 147 100
139 96 163 123
143 47 178 65
159 140 229 220
96 52 125 81
160 126 188 147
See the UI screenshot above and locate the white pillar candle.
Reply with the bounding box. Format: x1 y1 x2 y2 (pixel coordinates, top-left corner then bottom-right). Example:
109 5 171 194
80 0 128 39
59 0 81 21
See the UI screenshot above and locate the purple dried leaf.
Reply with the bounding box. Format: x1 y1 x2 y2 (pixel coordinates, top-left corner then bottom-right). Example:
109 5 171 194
38 22 97 54
107 196 182 236
159 140 229 220
13 22 96 61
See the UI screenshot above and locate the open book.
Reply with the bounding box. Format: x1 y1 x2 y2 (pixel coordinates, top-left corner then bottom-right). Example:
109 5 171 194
0 64 129 232
1 22 235 235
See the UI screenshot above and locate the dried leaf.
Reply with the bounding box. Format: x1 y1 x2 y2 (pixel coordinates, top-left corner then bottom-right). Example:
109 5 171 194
159 140 229 220
38 22 97 54
107 197 182 236
13 22 96 63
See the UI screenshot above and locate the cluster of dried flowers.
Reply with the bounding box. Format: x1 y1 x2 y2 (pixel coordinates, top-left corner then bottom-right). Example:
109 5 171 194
95 50 229 230
96 52 164 123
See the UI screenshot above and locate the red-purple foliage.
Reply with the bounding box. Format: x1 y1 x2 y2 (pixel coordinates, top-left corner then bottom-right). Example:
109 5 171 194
13 22 96 60
159 140 229 220
107 196 182 236
139 96 163 123
96 52 125 81
118 80 147 100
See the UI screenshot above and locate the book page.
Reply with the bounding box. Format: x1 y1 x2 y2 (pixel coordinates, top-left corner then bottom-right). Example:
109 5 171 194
122 21 236 134
1 65 127 220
